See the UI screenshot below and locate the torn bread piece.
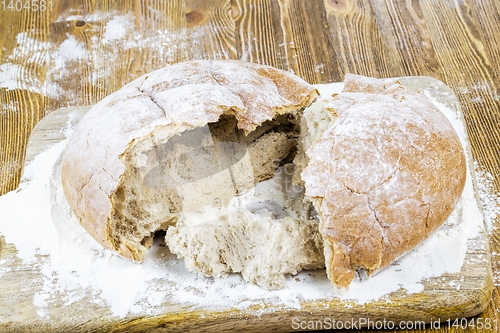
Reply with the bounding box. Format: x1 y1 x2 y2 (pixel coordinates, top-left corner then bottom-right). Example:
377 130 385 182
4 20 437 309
292 95 339 186
301 74 467 288
61 60 322 289
166 165 325 290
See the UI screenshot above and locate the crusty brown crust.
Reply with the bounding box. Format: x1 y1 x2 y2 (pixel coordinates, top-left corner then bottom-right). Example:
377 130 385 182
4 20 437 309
61 60 318 260
302 74 467 288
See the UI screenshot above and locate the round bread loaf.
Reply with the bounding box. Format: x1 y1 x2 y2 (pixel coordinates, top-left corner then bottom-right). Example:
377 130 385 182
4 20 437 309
61 60 319 262
301 74 467 288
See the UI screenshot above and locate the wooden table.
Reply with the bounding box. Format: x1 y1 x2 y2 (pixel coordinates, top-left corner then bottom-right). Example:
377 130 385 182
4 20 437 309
0 1 499 332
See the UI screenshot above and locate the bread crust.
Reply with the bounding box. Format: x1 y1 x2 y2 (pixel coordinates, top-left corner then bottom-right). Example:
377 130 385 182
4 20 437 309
61 60 318 261
302 74 467 288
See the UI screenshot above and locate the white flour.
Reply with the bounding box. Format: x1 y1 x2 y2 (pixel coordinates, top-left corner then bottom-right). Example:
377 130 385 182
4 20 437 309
0 14 229 103
474 168 500 287
0 83 486 318
474 168 500 232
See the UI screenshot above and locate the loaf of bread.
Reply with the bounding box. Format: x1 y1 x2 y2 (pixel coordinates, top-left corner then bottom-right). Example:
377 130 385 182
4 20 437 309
61 60 323 289
301 74 467 288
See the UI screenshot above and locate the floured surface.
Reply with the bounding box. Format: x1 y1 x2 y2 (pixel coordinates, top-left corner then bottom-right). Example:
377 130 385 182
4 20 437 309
0 77 491 330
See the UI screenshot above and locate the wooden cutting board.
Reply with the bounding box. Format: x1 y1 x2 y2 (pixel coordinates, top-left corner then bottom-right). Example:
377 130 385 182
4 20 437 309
0 77 492 332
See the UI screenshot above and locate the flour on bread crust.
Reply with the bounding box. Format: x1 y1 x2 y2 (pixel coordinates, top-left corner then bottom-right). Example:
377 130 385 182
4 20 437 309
302 74 467 288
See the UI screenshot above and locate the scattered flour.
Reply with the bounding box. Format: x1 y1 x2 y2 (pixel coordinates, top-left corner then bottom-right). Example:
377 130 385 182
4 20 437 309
474 168 500 287
0 83 487 318
0 63 45 94
0 13 230 105
53 36 87 70
474 168 500 232
103 16 129 42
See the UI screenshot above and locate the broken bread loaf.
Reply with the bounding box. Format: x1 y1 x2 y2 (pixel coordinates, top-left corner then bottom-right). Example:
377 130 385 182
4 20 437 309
62 62 466 291
301 74 467 288
61 60 322 289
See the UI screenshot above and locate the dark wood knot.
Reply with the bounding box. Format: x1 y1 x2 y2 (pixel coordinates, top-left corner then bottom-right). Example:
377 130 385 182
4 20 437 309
186 9 204 28
230 5 240 19
75 20 86 27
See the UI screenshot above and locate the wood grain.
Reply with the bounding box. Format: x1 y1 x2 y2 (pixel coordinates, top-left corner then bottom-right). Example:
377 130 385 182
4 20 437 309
0 5 49 194
323 0 402 79
186 0 237 60
414 3 500 330
278 0 341 84
233 0 286 69
1 0 500 332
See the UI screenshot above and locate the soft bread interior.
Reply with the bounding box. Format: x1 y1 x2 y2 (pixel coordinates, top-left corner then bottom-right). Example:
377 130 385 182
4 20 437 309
292 98 339 186
108 112 327 287
166 174 325 290
164 114 325 290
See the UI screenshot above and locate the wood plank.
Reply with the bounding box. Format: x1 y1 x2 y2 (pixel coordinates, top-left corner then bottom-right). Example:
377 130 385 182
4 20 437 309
455 0 500 327
417 3 500 330
186 0 237 60
47 0 192 108
118 0 191 74
277 0 341 84
418 0 500 169
233 0 287 69
45 0 94 108
468 0 500 84
0 4 50 195
322 0 404 79
369 0 443 79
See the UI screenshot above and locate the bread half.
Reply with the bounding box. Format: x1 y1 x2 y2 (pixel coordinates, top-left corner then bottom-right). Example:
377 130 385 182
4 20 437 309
301 74 467 288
